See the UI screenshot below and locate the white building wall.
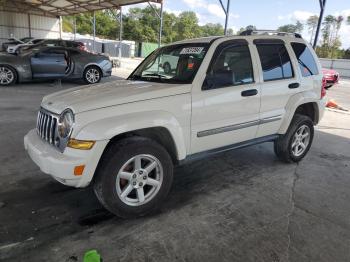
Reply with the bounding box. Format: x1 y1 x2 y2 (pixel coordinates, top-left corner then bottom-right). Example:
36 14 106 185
0 11 60 49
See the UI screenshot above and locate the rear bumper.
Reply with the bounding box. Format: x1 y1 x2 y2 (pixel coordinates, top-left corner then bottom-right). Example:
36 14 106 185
24 129 108 188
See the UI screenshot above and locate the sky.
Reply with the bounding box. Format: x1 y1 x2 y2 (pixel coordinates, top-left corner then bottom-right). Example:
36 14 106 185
123 0 350 49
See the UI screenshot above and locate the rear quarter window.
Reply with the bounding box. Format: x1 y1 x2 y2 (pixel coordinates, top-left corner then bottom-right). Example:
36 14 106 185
291 42 319 77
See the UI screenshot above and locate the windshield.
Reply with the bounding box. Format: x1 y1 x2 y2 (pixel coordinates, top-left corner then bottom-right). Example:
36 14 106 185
128 43 209 84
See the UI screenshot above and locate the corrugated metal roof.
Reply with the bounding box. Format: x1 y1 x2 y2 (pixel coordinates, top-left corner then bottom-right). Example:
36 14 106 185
0 0 160 17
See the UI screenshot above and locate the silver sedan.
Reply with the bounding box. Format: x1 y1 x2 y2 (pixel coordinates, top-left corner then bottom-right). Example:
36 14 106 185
0 46 112 86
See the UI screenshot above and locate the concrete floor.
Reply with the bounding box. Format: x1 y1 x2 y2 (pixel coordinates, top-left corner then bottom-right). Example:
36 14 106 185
0 76 349 262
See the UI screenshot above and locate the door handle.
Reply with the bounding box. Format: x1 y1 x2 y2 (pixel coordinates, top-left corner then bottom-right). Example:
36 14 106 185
241 89 258 97
288 82 300 89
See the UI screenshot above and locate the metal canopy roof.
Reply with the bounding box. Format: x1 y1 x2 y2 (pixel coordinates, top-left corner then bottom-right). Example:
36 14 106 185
0 0 160 17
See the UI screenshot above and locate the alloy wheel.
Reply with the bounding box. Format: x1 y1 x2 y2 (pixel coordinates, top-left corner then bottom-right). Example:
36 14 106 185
291 124 310 157
116 154 163 206
86 68 100 83
0 67 14 85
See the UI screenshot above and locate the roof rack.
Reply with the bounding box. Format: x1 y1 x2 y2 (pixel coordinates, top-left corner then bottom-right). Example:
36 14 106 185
239 30 302 38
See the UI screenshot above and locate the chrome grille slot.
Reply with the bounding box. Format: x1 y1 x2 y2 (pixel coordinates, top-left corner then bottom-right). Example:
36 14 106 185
36 109 58 146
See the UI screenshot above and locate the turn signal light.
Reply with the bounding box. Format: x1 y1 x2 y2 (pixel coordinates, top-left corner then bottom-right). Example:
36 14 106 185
67 139 95 150
74 165 85 176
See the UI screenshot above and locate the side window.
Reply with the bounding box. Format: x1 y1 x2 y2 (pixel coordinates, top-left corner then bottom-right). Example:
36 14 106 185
256 44 293 81
291 43 319 77
206 44 254 89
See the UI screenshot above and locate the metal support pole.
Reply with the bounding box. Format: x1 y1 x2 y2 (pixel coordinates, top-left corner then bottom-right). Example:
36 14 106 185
93 11 96 52
59 16 62 39
147 1 163 47
224 0 230 35
313 0 326 49
158 1 164 47
28 14 32 37
119 7 122 58
74 16 76 40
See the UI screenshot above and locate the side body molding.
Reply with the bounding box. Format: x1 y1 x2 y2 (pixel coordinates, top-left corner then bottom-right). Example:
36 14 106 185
74 110 189 160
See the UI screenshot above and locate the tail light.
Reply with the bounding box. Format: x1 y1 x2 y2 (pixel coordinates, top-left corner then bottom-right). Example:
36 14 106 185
321 77 327 99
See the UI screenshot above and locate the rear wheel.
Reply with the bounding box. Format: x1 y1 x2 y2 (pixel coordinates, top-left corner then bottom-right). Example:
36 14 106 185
93 137 173 218
274 114 314 163
83 66 102 84
0 65 17 86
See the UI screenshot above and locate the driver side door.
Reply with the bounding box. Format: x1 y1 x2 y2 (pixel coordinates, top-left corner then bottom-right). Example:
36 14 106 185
31 48 67 78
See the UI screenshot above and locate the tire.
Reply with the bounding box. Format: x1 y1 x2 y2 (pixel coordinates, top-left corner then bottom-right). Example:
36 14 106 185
274 114 314 163
0 65 17 86
163 62 171 74
93 137 174 218
83 66 102 84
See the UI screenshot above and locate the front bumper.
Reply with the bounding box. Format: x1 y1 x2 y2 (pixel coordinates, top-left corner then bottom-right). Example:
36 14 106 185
24 129 108 188
102 61 113 77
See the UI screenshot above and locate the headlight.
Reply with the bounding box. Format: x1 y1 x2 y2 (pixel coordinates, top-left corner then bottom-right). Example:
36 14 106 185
58 109 74 138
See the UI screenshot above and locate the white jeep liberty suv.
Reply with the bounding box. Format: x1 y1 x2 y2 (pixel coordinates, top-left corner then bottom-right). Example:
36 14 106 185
24 31 326 218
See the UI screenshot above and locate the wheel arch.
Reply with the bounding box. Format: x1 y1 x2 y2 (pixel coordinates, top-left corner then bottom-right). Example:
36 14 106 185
104 127 179 164
74 111 188 162
83 63 103 76
278 92 321 134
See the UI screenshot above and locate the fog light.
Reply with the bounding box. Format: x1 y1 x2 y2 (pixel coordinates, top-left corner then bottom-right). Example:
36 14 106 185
67 139 95 150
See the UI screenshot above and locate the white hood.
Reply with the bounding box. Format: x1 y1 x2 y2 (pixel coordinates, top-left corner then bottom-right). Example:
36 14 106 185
41 80 191 114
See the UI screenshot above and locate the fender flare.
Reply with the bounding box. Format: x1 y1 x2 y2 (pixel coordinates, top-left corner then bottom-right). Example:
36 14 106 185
278 91 320 134
75 110 188 160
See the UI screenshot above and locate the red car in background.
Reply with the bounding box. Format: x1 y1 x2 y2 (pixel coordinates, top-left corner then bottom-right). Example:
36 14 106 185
322 68 339 88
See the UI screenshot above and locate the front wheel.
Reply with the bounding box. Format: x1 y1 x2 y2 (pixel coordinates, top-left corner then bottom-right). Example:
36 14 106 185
83 66 102 84
274 114 314 163
0 65 17 86
93 137 173 218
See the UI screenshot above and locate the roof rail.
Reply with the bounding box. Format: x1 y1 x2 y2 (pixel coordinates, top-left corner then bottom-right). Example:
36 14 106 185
239 29 302 38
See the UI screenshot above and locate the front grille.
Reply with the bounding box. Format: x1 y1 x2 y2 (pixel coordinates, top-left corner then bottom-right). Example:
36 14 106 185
36 109 58 145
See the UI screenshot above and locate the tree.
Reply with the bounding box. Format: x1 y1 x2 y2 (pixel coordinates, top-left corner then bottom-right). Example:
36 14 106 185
295 20 304 33
306 15 319 44
237 25 257 35
277 24 298 33
200 23 224 37
175 11 201 41
62 8 230 44
316 15 344 58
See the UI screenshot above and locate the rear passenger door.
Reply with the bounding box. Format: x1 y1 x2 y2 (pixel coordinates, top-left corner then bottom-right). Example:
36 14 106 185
253 39 299 137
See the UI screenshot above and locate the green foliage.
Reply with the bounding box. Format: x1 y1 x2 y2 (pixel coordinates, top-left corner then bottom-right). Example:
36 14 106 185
277 21 303 33
306 15 319 43
237 25 256 34
316 15 344 59
63 7 227 44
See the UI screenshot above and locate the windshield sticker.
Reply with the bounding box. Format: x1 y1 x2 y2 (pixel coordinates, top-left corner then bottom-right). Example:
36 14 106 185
180 47 204 55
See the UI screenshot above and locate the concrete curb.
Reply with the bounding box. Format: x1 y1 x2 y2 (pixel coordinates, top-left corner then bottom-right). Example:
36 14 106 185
325 108 350 115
